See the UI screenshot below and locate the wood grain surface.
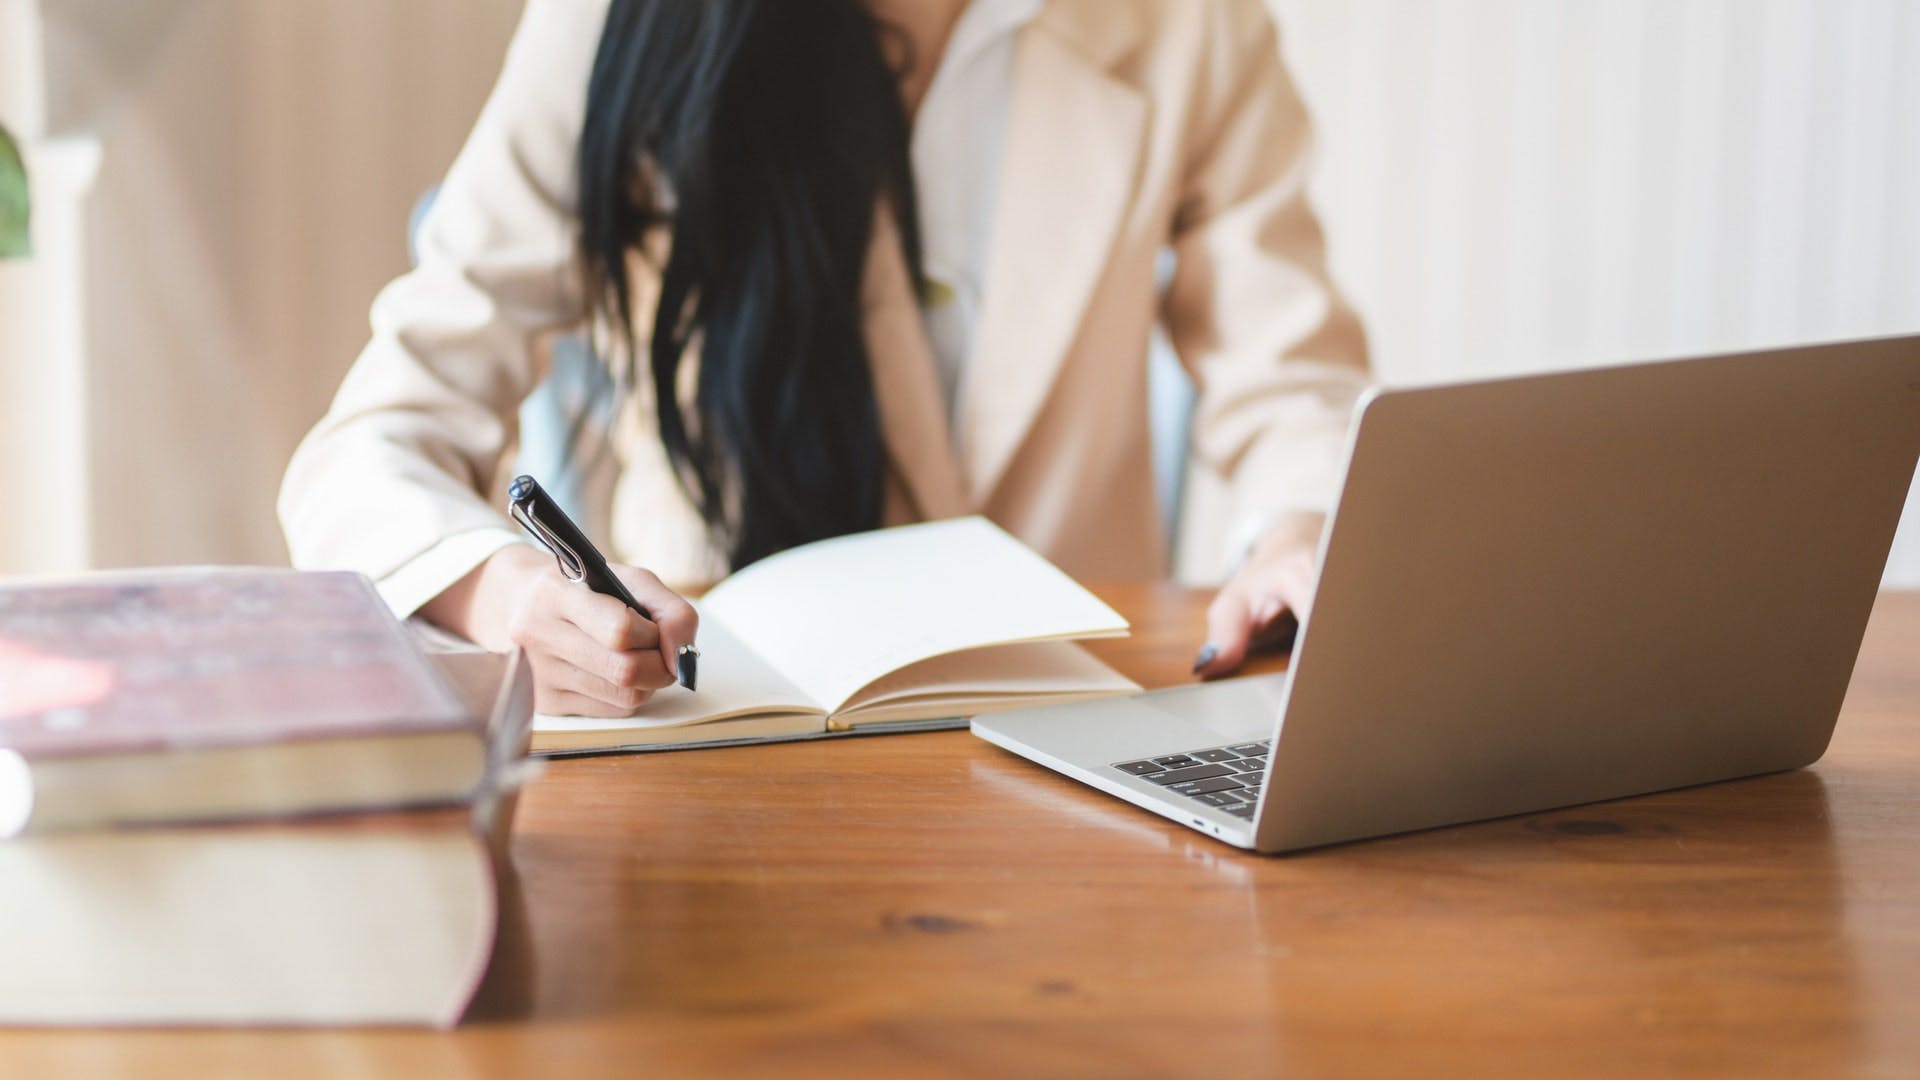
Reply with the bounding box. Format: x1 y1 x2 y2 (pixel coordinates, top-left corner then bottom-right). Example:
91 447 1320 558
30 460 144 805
4 585 1917 1079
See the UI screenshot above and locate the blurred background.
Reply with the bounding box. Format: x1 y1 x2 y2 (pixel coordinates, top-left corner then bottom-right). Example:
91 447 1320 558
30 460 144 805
2 0 1917 583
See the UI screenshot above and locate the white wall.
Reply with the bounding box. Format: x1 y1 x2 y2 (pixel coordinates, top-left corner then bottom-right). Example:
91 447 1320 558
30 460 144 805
1271 0 1920 586
0 0 523 572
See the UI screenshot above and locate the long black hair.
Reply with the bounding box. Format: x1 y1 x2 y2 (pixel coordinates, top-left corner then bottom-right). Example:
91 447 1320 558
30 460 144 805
577 0 922 570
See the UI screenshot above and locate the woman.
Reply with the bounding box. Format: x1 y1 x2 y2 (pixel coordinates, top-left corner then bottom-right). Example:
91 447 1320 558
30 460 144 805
280 0 1369 718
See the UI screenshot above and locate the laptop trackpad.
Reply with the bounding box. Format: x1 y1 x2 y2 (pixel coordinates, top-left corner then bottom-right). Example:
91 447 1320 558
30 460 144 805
973 672 1289 765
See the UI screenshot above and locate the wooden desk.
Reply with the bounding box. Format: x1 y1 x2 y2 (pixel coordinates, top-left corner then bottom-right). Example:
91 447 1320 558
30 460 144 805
5 585 1918 1077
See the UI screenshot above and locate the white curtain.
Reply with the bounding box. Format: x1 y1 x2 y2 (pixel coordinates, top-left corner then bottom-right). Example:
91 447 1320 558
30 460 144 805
1272 0 1920 585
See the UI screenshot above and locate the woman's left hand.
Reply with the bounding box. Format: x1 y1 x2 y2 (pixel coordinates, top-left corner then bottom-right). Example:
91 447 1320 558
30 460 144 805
1193 512 1326 679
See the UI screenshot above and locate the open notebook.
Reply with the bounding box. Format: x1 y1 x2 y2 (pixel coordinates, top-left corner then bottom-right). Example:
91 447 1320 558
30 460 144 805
532 518 1139 753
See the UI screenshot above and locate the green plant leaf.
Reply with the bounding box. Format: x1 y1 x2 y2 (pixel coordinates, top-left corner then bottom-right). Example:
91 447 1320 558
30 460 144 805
0 122 30 258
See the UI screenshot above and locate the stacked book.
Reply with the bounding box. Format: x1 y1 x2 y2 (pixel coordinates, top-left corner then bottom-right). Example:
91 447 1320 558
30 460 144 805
0 569 533 1028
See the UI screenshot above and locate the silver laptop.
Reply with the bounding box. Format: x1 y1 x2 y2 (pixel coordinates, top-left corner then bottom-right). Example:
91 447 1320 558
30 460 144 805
973 335 1920 852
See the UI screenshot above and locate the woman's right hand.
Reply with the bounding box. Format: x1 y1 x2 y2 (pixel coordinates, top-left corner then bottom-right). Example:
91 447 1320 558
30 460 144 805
421 544 699 717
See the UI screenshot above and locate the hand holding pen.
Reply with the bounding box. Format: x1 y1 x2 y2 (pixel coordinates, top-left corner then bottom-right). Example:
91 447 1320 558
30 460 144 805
502 474 699 715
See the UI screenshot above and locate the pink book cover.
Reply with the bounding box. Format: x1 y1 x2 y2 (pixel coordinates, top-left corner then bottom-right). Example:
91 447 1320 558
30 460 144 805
0 570 472 759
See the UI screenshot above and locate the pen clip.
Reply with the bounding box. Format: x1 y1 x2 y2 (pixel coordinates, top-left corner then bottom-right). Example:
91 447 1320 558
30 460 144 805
509 501 586 583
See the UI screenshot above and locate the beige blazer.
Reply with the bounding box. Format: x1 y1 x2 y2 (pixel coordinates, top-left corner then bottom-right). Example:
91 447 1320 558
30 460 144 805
279 0 1369 614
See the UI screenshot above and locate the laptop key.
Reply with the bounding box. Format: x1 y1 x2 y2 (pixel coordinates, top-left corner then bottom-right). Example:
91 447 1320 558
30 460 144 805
1229 760 1266 773
1226 804 1258 818
1192 748 1238 763
1193 792 1240 807
1227 743 1269 757
1146 763 1236 785
1152 755 1201 769
1212 789 1250 803
1114 760 1162 775
1171 776 1244 796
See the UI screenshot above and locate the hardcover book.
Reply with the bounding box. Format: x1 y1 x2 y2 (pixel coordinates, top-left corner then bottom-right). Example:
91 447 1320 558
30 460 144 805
0 569 485 834
0 648 535 1028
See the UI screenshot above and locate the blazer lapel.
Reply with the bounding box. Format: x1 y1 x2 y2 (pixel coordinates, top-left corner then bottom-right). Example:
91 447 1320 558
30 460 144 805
862 210 971 521
957 4 1148 501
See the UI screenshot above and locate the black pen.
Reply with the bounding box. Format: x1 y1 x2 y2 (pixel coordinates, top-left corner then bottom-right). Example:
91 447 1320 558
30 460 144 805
507 474 697 691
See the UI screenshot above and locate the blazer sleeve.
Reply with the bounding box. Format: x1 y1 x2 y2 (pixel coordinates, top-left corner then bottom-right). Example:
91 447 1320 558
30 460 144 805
1160 0 1371 570
277 0 608 616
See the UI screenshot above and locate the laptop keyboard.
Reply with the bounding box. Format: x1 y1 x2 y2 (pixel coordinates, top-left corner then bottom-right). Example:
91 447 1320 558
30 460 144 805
1112 740 1269 820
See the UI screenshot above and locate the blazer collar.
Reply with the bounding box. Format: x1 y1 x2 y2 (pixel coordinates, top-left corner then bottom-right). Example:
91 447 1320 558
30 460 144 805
1027 0 1145 72
955 0 1149 500
860 1 1148 515
862 209 971 521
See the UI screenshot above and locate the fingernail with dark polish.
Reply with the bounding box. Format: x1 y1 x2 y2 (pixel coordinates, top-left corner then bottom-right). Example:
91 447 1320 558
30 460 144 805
677 644 699 691
1191 644 1219 675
